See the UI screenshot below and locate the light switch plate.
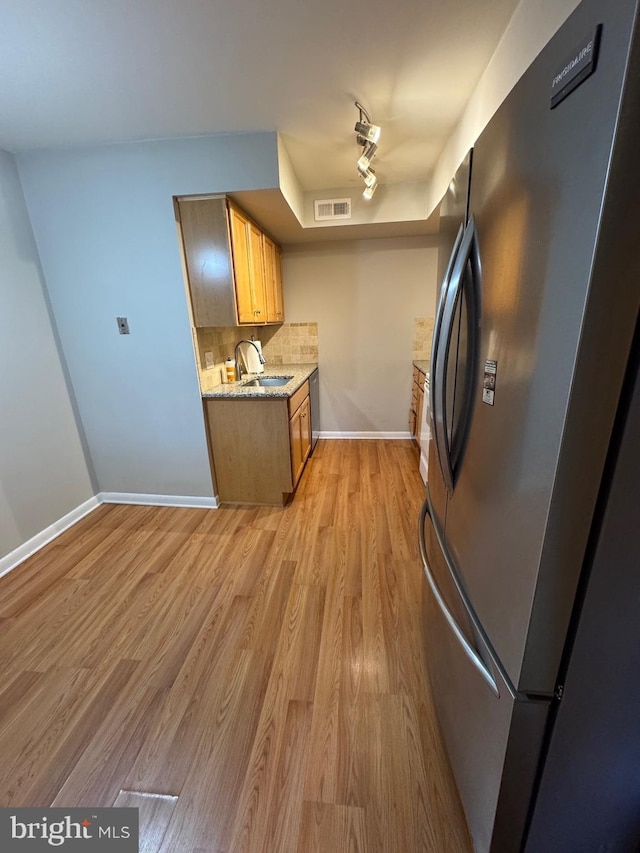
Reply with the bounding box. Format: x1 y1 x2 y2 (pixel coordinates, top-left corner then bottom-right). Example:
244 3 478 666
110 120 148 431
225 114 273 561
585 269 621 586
204 351 214 368
117 317 130 335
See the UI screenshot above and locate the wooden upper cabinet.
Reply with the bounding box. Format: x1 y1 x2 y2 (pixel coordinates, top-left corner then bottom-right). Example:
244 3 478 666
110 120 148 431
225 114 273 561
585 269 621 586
247 220 267 323
176 195 284 328
263 235 285 324
175 196 237 327
274 246 284 322
228 204 256 324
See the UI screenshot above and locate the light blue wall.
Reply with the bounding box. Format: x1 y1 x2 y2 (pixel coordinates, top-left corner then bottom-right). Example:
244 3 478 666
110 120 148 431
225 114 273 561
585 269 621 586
17 133 280 497
0 148 94 560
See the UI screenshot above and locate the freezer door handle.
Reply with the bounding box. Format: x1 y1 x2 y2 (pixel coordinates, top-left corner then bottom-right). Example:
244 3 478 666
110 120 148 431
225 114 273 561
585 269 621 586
430 224 464 484
419 494 500 697
433 216 481 493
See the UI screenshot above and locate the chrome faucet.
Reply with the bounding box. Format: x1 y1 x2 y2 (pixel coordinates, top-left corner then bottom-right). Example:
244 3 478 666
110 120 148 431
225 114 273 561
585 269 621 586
234 339 266 380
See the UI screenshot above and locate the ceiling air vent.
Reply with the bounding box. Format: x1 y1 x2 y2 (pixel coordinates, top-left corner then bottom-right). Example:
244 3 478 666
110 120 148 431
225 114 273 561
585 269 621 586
314 198 352 221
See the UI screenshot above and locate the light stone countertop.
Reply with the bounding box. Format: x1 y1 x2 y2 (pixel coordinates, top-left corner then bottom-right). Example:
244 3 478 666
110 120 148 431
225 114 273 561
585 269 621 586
413 360 430 375
202 364 318 399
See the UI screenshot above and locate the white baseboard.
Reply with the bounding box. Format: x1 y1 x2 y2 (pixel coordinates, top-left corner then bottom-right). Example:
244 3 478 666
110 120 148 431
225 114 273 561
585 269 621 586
98 492 219 509
0 495 101 581
0 491 219 582
319 431 412 440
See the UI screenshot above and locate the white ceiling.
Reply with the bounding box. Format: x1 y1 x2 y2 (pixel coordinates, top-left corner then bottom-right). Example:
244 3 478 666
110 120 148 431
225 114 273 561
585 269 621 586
0 0 519 194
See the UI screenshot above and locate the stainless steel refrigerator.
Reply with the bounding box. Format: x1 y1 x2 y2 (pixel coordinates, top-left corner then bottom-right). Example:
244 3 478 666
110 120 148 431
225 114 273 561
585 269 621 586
419 0 640 850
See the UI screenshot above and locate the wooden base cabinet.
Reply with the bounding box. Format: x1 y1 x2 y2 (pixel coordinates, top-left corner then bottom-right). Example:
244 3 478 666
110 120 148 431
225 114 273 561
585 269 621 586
290 396 311 487
410 365 425 445
204 380 311 506
175 195 284 328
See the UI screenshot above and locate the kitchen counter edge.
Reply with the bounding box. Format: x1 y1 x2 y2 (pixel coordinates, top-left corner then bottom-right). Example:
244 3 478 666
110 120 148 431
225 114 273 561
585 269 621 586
202 364 318 400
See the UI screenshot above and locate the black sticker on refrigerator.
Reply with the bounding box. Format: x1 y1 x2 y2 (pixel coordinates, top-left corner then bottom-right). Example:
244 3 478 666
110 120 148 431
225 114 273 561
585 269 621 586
550 25 601 109
483 360 497 405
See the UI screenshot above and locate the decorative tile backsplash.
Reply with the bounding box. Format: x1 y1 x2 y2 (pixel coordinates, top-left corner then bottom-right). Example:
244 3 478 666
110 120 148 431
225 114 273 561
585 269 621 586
261 322 319 366
412 317 435 361
194 323 319 391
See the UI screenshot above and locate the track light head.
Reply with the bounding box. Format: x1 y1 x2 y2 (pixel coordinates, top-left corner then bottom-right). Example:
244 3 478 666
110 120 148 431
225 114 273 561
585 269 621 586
363 181 378 200
357 142 378 172
361 168 377 189
354 120 381 145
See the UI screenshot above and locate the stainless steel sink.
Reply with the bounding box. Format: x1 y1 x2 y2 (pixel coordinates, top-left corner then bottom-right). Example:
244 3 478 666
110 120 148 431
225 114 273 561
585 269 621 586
242 375 293 387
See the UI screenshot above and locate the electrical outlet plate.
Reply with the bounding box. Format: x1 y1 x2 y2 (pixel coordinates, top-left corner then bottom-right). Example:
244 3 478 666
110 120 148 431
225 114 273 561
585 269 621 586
204 351 214 369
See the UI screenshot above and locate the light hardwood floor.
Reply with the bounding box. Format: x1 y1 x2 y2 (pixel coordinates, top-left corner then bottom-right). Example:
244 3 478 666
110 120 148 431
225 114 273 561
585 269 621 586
0 439 471 853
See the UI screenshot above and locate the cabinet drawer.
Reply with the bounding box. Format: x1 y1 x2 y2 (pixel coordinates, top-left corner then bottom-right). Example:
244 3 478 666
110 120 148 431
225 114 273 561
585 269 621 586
288 381 310 417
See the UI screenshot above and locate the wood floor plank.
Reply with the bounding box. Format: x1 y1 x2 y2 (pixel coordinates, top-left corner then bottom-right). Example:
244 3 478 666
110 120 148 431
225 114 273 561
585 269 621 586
51 672 166 807
298 802 367 853
259 699 313 853
124 594 254 796
293 523 330 589
156 648 270 853
240 559 297 658
417 697 474 853
361 536 391 695
335 595 365 809
14 659 143 807
285 584 325 703
0 578 90 668
0 439 471 852
228 579 327 852
0 669 43 737
0 504 125 618
113 791 178 853
0 661 136 805
304 540 346 804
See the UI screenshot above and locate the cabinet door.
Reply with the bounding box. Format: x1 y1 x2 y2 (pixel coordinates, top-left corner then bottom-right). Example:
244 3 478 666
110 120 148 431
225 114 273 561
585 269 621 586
264 237 285 324
263 235 277 323
228 205 256 324
176 197 237 327
416 385 424 448
409 407 417 438
290 406 305 485
290 396 311 486
273 244 285 323
300 397 311 461
247 221 267 323
410 381 418 439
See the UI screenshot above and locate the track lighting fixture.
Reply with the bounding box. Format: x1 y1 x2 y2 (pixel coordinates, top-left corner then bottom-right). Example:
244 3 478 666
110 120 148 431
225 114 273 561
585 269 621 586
355 101 381 200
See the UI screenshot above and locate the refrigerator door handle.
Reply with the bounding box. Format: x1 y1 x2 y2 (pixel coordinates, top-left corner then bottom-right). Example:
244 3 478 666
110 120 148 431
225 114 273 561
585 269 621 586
419 495 500 698
430 224 465 484
433 216 481 493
